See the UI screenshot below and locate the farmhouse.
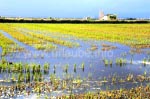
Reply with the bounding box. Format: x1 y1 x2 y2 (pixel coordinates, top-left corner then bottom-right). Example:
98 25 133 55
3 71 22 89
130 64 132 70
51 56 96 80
99 12 117 21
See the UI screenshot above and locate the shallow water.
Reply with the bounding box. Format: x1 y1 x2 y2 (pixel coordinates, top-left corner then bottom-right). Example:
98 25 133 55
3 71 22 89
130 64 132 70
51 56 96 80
0 30 36 51
0 29 150 98
5 39 150 78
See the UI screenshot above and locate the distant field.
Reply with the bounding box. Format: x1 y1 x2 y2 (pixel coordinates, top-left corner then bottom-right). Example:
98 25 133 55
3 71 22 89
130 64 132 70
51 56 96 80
1 23 149 48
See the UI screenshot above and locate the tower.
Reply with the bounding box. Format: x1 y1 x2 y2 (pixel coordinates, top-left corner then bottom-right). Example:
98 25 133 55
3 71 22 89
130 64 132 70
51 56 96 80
99 11 104 20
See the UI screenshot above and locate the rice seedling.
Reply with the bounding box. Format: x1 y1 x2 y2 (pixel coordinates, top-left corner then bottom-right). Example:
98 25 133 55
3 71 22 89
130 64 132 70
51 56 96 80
90 45 98 51
32 64 37 74
44 63 50 74
38 72 43 81
34 43 56 51
73 78 82 85
143 71 147 77
119 78 125 83
74 64 76 73
103 59 108 66
50 74 56 83
111 75 117 84
81 63 84 72
33 73 39 81
34 44 45 50
121 53 126 57
18 73 24 83
136 75 145 82
11 73 16 83
126 73 133 82
50 74 60 90
130 58 133 64
116 58 127 66
122 58 127 65
1 50 7 56
0 63 2 72
26 72 30 82
25 64 30 73
110 60 113 66
62 80 67 89
101 77 108 84
2 62 7 72
37 65 41 73
7 63 11 73
119 58 123 66
64 64 69 74
143 58 147 66
1 58 7 64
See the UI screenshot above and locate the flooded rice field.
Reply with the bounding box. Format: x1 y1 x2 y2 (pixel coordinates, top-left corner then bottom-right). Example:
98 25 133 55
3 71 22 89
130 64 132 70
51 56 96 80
0 23 150 98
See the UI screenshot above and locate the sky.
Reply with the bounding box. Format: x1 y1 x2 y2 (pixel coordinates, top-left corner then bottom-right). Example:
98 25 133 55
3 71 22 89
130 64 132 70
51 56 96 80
0 0 150 18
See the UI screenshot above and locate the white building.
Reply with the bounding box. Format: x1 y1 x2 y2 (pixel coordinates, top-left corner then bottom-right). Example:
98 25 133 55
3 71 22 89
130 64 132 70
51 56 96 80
100 16 110 20
99 11 117 20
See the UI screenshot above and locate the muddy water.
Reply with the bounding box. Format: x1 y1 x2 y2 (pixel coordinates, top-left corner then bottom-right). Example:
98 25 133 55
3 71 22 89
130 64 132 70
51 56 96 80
0 29 150 97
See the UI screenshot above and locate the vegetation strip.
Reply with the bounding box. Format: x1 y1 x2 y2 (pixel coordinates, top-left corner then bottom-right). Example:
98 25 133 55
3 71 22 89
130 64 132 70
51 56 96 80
0 32 22 56
9 23 150 48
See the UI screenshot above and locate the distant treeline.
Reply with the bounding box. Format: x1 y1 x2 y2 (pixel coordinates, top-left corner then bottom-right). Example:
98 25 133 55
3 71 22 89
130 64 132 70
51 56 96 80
0 19 150 24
